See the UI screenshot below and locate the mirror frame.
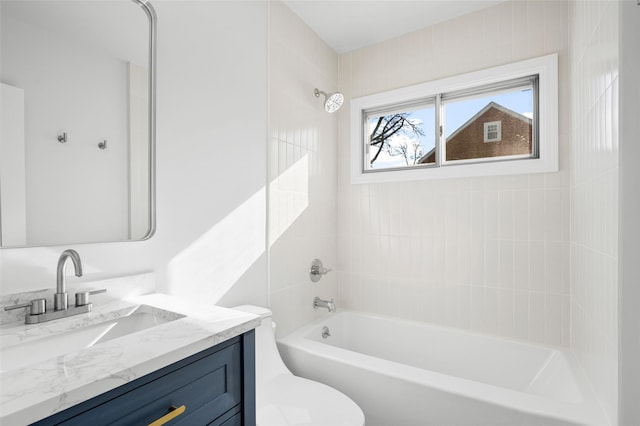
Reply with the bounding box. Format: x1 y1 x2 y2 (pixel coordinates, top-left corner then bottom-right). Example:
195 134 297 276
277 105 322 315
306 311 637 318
0 0 157 248
134 0 157 244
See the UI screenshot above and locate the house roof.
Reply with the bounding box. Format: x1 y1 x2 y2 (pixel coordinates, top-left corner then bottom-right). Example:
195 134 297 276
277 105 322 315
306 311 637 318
445 101 532 141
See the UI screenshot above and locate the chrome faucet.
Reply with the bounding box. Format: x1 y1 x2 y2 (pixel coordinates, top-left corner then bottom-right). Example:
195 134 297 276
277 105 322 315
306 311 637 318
55 249 83 311
3 249 106 324
313 297 336 312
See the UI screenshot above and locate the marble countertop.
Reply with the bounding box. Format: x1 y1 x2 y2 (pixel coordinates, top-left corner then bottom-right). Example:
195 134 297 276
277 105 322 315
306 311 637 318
0 293 260 425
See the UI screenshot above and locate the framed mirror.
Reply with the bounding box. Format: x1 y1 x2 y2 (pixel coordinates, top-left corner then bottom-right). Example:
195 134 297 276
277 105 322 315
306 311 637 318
0 0 156 247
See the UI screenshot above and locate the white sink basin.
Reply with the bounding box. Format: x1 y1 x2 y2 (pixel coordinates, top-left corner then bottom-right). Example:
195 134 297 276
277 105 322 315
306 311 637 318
0 305 184 373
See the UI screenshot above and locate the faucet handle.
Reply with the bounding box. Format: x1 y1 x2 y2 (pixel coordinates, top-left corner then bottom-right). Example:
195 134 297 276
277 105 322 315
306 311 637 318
4 298 46 315
75 289 107 307
310 259 332 282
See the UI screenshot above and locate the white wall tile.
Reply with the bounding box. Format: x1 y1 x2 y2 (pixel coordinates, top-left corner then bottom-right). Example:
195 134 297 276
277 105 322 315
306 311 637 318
268 1 339 336
513 241 530 292
514 290 530 340
484 287 501 336
484 239 501 288
500 241 514 289
499 288 515 337
545 241 563 295
499 191 515 241
471 287 486 332
337 1 572 347
529 292 546 344
528 189 546 241
529 241 546 293
569 0 619 421
545 293 563 346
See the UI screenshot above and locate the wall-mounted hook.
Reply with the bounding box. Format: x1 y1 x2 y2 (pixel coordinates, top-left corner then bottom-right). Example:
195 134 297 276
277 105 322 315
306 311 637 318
98 139 107 150
57 132 67 143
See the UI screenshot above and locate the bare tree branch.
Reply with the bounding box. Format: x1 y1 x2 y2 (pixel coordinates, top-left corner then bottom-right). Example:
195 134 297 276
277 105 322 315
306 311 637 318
369 113 425 165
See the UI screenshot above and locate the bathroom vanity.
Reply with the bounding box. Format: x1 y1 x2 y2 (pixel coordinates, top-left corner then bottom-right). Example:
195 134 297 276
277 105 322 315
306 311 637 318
33 333 254 425
0 293 260 425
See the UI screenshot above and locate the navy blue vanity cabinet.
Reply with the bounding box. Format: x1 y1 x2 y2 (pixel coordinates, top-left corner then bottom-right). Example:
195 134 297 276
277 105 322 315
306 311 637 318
32 331 255 426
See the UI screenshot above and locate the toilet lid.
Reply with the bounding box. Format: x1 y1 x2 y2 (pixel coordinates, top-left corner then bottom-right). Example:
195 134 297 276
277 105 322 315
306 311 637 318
257 374 365 426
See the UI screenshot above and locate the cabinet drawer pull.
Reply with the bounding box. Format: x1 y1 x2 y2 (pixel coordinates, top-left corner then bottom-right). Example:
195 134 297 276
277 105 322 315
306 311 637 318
148 405 186 426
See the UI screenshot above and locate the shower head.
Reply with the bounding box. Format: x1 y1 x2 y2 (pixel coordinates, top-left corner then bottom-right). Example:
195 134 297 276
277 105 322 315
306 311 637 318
314 88 344 113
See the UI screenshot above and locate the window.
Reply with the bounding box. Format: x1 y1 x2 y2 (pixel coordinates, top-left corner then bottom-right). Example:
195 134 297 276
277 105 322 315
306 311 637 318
442 75 536 163
484 121 501 143
350 54 557 183
365 101 435 169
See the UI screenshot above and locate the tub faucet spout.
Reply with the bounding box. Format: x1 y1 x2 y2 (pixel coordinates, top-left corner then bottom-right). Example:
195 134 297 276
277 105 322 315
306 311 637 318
313 296 336 312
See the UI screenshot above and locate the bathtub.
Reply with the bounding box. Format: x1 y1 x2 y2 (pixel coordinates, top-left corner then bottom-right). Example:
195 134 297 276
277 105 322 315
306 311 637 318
277 311 608 426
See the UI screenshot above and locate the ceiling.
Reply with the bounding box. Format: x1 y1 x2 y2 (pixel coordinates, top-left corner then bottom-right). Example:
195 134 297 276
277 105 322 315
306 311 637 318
283 0 504 54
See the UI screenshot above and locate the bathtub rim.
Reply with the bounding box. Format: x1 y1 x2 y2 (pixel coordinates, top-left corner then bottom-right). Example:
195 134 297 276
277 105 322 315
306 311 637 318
277 309 609 426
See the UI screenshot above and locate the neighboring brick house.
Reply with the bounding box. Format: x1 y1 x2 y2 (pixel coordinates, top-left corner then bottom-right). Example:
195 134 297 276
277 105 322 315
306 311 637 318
419 101 532 163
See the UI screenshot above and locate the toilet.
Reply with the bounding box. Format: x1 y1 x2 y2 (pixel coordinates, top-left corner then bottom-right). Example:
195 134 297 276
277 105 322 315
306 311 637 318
234 305 365 426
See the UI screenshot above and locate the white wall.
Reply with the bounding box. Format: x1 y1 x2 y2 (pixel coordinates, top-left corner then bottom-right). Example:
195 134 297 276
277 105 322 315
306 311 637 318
338 0 571 347
268 1 340 337
617 1 639 424
0 1 268 309
0 84 27 246
2 13 129 245
568 1 619 423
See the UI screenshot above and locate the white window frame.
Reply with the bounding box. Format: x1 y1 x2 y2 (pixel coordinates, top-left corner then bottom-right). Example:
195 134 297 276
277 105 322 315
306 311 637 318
484 121 502 143
350 54 558 184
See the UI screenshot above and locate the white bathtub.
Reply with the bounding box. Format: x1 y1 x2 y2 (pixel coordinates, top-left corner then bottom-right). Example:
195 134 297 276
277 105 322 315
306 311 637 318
277 311 608 426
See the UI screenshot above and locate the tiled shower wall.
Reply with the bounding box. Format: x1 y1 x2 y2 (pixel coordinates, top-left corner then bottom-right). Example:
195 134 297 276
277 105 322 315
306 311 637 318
268 0 620 420
268 1 340 337
569 0 619 422
337 1 572 347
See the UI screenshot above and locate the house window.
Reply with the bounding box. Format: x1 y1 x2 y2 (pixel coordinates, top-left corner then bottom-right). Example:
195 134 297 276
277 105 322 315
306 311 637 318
484 121 501 142
350 54 557 183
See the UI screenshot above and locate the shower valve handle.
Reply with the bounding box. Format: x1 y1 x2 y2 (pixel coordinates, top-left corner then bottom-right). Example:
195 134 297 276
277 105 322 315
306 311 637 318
310 259 331 282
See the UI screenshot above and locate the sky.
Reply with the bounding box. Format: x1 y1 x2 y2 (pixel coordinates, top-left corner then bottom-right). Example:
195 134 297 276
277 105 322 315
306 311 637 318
368 87 533 169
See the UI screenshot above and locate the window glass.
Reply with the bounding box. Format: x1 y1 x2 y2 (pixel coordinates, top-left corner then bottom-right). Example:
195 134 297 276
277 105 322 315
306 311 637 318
365 104 436 170
443 83 534 162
